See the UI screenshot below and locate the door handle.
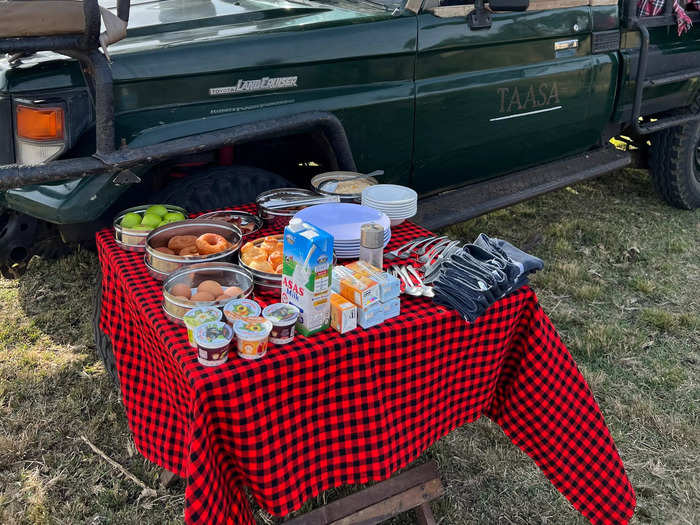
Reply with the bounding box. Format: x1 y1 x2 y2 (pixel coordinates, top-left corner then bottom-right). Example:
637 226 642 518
554 39 579 51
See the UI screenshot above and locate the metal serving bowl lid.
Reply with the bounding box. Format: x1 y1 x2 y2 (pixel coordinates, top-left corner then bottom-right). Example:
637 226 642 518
311 172 378 198
256 188 321 216
163 262 254 309
194 210 263 236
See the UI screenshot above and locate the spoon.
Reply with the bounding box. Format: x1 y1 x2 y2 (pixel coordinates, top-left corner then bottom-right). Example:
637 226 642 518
323 169 385 187
406 265 434 298
391 265 423 296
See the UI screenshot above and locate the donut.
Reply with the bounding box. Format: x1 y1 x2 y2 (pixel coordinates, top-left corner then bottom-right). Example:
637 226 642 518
224 286 243 297
268 251 283 268
242 246 266 263
196 233 230 255
241 241 257 254
168 235 197 251
260 239 281 255
171 283 191 299
178 245 199 256
248 259 274 273
191 291 215 302
156 246 175 255
197 280 223 297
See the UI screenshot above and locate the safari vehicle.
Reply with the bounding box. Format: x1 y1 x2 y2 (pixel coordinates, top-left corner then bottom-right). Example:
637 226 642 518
1 0 699 282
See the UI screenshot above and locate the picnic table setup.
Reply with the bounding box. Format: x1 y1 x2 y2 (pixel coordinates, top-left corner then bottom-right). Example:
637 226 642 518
95 179 636 525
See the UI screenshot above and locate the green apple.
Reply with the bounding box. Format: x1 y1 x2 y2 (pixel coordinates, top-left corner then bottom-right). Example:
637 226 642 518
141 213 162 228
163 211 185 223
120 212 142 229
157 220 169 227
145 204 168 218
133 225 153 231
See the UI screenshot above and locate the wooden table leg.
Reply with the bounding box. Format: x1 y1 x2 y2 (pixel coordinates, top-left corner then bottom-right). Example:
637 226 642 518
159 468 182 488
414 502 437 525
285 461 444 525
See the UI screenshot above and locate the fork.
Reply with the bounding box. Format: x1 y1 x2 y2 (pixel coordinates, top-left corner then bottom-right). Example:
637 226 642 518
417 238 452 264
384 236 430 260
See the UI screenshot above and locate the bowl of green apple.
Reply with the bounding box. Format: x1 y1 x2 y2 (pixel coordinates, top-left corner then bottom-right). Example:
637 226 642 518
113 204 188 252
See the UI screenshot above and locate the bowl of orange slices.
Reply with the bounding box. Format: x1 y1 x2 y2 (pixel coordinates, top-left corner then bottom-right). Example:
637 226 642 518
238 234 284 292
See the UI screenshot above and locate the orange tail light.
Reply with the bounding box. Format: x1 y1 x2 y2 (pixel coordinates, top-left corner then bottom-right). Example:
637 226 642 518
16 105 65 141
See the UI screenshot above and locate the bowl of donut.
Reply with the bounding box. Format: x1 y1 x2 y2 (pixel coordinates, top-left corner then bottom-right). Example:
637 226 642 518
162 262 254 324
145 219 243 280
238 234 285 292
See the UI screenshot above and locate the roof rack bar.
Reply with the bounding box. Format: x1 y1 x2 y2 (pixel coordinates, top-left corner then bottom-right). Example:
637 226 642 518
0 0 131 156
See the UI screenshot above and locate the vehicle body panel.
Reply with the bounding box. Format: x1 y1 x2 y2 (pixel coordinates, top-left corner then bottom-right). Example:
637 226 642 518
0 0 699 225
2 1 417 223
413 7 597 191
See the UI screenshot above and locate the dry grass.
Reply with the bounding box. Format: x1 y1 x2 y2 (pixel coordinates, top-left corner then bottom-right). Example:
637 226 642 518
1 168 698 524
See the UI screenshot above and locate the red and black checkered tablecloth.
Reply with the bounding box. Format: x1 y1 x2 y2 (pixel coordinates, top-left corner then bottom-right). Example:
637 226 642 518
96 204 635 525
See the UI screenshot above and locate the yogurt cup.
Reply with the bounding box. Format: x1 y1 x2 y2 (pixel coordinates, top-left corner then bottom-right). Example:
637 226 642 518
194 321 233 367
233 317 273 360
223 298 262 324
183 307 222 348
262 303 300 345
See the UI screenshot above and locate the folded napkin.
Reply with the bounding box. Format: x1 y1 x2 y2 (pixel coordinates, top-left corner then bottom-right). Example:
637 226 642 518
432 234 543 322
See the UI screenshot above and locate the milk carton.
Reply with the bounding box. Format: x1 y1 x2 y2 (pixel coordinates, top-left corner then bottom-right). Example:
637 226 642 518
281 219 334 336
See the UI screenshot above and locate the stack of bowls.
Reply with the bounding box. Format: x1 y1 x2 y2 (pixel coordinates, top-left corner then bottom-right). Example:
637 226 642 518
361 184 417 226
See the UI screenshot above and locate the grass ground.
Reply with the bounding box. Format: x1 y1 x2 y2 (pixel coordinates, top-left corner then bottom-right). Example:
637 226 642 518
0 168 698 524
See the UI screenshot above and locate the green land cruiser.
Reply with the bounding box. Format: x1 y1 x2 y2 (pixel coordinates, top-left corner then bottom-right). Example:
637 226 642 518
1 0 699 278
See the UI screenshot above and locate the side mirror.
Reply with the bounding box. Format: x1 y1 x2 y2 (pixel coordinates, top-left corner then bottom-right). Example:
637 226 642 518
489 0 529 11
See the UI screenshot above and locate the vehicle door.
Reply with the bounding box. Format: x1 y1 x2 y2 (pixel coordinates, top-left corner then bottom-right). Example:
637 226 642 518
412 0 612 193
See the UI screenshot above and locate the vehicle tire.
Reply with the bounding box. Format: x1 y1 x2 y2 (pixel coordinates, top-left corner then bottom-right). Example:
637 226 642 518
93 269 120 391
151 165 295 212
649 116 700 210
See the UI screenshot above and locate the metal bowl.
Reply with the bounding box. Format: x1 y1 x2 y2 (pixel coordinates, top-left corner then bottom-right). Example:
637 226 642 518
310 172 378 203
238 234 284 293
238 234 336 294
113 204 188 252
255 187 321 230
144 219 243 281
162 262 254 325
194 210 263 237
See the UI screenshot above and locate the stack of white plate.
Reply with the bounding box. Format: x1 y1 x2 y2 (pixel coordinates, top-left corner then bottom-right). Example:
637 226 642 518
293 203 391 259
361 184 417 226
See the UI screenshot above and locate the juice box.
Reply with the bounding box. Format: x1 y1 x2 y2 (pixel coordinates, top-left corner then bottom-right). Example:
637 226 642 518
332 266 380 308
330 293 357 334
281 219 334 336
346 261 401 301
357 300 384 329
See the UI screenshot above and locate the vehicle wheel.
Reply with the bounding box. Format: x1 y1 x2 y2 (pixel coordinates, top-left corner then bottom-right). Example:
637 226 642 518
152 165 295 212
649 116 700 210
93 269 120 391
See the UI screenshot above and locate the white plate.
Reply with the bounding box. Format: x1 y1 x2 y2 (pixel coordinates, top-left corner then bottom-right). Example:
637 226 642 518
361 184 417 206
294 203 391 242
362 196 417 205
362 200 416 210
